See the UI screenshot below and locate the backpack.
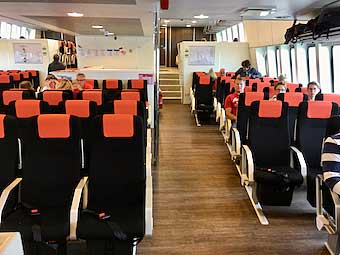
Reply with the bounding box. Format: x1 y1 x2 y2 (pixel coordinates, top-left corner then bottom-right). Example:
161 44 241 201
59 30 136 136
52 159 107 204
284 20 307 44
313 6 340 39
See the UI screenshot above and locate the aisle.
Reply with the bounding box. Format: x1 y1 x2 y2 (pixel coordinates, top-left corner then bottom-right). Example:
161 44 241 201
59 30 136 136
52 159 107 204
138 102 328 255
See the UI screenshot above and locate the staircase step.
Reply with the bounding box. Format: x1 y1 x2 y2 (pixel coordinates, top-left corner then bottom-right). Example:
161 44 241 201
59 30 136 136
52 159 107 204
163 91 181 98
160 79 180 85
160 73 179 79
160 85 181 91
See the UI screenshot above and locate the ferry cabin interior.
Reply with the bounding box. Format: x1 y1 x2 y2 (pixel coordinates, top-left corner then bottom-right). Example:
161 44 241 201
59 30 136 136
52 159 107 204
0 0 339 254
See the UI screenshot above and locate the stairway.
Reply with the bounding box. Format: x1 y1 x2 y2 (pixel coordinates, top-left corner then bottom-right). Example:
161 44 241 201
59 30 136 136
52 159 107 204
160 68 182 100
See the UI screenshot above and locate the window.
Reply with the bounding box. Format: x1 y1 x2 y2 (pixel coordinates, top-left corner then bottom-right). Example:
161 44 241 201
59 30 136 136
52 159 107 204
227 28 232 42
268 47 277 78
28 29 36 39
238 22 245 42
297 46 308 86
291 48 298 83
216 32 222 42
256 48 267 76
0 22 6 39
334 46 340 93
221 30 227 42
281 46 292 82
319 45 332 93
308 46 318 82
276 48 281 77
6 23 11 39
232 25 238 41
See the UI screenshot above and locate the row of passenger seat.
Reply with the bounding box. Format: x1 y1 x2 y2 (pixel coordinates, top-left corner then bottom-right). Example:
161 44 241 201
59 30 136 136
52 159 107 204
0 89 147 114
0 70 39 89
0 113 147 255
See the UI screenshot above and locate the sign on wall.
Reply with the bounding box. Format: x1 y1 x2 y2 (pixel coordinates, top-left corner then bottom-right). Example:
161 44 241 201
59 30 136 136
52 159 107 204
13 43 43 64
188 46 215 65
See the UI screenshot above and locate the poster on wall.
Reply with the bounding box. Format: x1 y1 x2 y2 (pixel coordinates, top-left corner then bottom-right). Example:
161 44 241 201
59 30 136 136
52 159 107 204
188 46 215 65
13 43 43 64
138 73 154 86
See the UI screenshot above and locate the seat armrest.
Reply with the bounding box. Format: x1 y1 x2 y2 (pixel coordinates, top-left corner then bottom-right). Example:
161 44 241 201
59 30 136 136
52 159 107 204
145 176 153 236
241 145 255 183
225 118 232 141
0 178 22 224
290 146 307 180
69 176 88 240
219 109 226 131
216 102 221 122
231 128 241 156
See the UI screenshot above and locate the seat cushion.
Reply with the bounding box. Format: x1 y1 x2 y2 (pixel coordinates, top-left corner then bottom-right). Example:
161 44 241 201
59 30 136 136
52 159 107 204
77 207 144 240
254 166 303 186
0 207 70 241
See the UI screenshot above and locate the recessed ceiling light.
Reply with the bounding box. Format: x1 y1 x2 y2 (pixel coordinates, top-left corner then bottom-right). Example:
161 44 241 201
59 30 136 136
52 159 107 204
192 20 197 24
194 14 209 19
162 24 167 27
92 25 103 29
260 11 270 16
67 12 83 17
186 24 192 27
164 20 170 23
107 32 114 35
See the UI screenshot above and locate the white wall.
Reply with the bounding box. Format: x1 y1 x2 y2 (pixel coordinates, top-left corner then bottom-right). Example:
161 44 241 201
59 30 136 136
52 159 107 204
76 35 154 69
0 39 59 86
178 41 250 104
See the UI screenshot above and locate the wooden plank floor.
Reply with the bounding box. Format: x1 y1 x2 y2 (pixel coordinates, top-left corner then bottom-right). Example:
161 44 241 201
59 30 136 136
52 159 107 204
138 101 329 255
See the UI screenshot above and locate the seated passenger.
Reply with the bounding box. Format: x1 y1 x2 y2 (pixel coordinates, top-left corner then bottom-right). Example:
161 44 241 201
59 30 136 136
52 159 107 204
39 74 59 92
57 79 72 90
270 82 287 100
234 60 262 79
224 77 245 123
19 80 34 91
208 68 217 81
219 68 226 77
76 73 94 90
322 133 340 195
307 81 320 101
71 81 81 99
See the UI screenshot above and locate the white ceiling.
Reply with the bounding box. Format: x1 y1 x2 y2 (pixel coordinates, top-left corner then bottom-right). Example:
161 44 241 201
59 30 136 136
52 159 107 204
0 0 335 36
159 0 337 27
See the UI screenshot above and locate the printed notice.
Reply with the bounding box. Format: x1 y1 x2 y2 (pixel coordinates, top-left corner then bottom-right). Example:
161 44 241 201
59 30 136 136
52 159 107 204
13 43 43 64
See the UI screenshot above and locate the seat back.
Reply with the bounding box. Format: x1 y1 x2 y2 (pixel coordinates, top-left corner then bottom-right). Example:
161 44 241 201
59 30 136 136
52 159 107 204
0 115 18 189
248 100 290 167
87 114 145 218
39 90 73 106
0 75 13 90
85 79 98 89
21 115 81 208
286 83 300 92
216 76 232 104
277 92 308 143
195 75 213 107
102 79 123 90
78 90 105 113
316 93 340 114
297 101 338 169
237 92 268 143
9 100 48 118
62 100 97 118
127 79 148 101
0 90 35 113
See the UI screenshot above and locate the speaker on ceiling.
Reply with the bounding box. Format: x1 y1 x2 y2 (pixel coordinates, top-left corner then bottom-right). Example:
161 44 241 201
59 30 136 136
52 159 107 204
160 0 169 10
